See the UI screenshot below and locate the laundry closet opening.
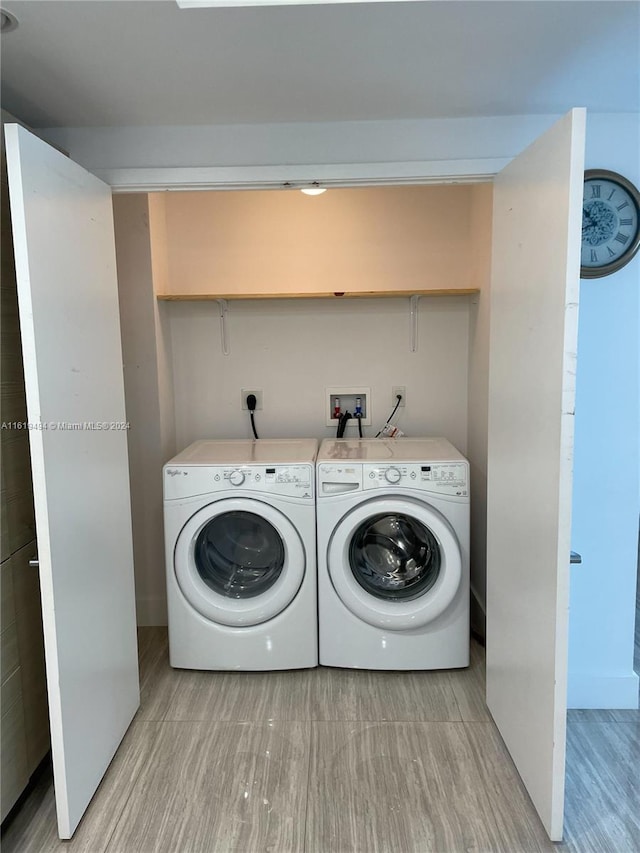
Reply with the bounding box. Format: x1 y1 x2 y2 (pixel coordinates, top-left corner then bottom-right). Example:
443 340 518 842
111 183 493 634
11 111 622 845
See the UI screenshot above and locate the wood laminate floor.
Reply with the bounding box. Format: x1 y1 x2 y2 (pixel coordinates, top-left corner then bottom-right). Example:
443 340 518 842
2 628 638 853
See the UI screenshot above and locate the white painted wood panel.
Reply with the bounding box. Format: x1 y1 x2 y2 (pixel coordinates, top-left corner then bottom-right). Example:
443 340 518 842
4 124 139 839
486 109 585 841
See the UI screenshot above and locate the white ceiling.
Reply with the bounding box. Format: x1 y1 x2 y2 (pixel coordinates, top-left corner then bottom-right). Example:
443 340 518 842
1 1 638 128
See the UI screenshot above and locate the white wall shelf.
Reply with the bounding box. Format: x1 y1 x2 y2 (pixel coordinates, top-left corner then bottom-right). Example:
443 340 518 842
156 289 480 301
157 289 480 355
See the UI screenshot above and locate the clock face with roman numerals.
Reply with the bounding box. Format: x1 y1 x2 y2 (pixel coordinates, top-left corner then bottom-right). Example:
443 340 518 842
581 170 640 278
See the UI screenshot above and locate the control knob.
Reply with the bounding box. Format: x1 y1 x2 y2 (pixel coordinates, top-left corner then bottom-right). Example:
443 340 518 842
229 469 246 486
384 466 402 484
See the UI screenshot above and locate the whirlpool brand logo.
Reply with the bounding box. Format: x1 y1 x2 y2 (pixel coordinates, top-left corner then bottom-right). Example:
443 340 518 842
166 469 188 477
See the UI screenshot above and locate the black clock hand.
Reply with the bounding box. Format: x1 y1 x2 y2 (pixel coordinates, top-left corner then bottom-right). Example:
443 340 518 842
582 208 596 237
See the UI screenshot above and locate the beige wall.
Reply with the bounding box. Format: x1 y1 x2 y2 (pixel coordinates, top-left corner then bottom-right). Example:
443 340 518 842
467 183 494 635
113 194 171 626
158 185 476 296
148 194 176 464
168 295 471 451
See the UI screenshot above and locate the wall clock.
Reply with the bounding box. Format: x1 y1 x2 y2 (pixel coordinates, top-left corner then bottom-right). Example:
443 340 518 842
581 169 640 278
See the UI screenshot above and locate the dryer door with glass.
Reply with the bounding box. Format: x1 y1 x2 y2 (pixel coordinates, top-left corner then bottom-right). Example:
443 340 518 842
174 497 305 626
327 496 462 630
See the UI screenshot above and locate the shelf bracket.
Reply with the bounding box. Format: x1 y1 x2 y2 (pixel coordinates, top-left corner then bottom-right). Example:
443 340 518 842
410 294 420 352
216 299 230 356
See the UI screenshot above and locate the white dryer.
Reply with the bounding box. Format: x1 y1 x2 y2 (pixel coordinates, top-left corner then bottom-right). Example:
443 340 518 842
316 438 469 670
164 439 318 670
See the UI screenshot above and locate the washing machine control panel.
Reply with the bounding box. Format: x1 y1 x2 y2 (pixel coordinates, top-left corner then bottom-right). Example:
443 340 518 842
264 465 313 489
363 462 469 497
164 464 314 499
316 462 468 498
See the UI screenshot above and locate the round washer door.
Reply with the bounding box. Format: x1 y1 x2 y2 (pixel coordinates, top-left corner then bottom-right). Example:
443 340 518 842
174 498 305 627
327 496 462 630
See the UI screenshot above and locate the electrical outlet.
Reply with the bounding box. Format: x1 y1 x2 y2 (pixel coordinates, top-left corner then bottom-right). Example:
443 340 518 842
326 387 371 427
241 389 263 410
392 386 406 407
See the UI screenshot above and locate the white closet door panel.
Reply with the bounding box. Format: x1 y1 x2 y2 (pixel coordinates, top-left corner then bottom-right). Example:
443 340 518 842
4 124 139 839
486 108 585 841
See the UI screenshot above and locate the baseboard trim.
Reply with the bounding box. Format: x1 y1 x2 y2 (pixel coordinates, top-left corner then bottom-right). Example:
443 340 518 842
567 671 639 709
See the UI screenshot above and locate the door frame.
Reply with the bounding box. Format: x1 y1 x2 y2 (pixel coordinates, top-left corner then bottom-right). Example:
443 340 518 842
94 158 509 193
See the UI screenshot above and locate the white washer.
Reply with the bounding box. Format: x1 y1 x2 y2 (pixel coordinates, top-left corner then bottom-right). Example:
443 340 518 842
164 439 318 670
317 437 469 670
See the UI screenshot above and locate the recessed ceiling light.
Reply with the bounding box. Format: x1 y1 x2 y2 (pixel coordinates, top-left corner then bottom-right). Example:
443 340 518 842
0 8 18 33
301 182 327 196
